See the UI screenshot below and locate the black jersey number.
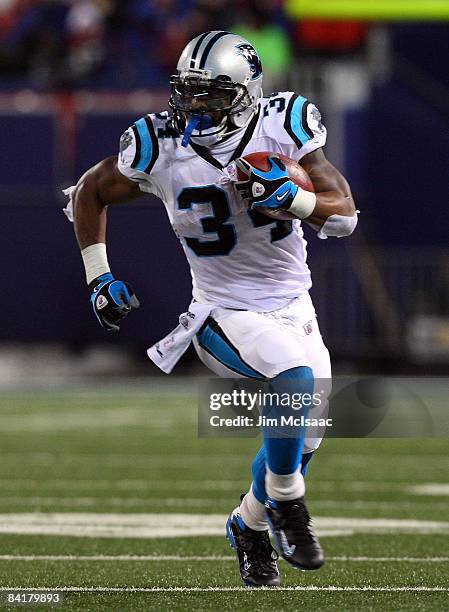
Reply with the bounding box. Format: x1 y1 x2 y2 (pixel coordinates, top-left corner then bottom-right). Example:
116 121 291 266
263 96 286 117
247 208 293 242
177 186 236 257
178 186 293 257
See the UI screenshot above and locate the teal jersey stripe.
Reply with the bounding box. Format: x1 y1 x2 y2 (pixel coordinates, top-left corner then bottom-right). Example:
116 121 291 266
134 117 153 172
289 95 312 146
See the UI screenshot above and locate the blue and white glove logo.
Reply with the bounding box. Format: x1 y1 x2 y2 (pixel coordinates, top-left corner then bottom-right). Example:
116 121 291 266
236 156 298 210
276 189 291 203
96 294 108 310
252 182 265 197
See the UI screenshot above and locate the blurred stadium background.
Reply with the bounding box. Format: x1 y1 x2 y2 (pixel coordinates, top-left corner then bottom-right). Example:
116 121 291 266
0 2 448 607
1 0 448 381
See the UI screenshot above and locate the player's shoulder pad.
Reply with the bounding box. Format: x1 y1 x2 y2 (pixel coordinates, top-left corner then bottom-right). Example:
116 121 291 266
119 114 159 176
118 111 178 179
260 91 326 154
283 92 327 153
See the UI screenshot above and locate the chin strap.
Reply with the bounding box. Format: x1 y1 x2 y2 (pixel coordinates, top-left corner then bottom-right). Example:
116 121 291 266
181 113 213 147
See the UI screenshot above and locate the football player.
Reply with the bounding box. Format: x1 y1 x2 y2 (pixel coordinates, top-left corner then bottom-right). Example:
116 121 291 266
66 31 357 587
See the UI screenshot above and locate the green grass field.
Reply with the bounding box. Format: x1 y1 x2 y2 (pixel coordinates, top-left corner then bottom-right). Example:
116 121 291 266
0 379 448 610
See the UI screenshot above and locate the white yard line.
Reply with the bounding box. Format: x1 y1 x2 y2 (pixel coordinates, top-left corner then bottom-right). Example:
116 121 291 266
0 586 447 593
0 555 447 563
0 513 447 539
409 484 449 496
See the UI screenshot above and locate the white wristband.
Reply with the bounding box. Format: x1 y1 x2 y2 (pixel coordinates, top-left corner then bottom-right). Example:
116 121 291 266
81 243 110 285
287 188 317 219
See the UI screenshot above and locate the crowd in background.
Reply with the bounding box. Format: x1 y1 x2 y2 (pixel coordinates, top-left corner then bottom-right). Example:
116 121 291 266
1 3 448 364
0 0 368 90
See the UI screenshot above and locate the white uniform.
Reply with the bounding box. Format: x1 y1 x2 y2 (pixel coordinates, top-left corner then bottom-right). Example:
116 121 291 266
119 92 331 430
118 92 326 312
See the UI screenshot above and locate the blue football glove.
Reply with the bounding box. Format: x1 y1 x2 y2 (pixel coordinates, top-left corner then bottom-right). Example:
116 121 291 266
235 156 299 210
89 273 140 331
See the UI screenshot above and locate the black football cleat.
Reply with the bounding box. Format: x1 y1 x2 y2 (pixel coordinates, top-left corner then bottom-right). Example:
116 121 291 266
265 496 324 570
226 505 281 587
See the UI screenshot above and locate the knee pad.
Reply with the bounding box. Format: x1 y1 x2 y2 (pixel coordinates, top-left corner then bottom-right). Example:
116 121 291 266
252 330 308 379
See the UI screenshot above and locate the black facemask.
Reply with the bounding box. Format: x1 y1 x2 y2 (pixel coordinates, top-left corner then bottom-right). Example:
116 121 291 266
168 74 252 146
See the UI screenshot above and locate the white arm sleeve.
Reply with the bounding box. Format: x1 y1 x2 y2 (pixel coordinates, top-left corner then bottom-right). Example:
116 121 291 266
317 212 359 239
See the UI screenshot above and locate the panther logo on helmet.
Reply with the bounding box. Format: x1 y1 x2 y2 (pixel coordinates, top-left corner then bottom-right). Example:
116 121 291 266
236 43 262 80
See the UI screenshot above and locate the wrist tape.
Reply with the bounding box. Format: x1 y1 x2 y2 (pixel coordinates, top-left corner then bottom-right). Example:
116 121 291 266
287 188 317 219
81 243 110 285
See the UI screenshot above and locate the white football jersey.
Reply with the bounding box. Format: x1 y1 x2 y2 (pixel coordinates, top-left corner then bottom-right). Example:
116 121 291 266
118 91 326 311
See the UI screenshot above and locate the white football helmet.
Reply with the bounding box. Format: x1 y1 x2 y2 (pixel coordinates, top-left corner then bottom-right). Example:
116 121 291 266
169 31 263 144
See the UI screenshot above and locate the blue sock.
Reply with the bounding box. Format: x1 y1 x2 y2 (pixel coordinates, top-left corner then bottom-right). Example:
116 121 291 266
251 446 267 504
263 366 314 475
251 366 315 503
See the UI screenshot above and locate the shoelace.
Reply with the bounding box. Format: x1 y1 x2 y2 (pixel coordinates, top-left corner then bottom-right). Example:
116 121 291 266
282 503 317 546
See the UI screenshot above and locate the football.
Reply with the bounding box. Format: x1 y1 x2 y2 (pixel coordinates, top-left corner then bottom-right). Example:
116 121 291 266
237 151 315 220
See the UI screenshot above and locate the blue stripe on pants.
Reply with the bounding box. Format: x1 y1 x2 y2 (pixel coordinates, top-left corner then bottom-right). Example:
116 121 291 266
197 322 263 379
